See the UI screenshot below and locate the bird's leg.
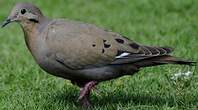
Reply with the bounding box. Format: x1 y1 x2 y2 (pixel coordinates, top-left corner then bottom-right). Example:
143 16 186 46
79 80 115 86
77 81 98 108
78 88 91 108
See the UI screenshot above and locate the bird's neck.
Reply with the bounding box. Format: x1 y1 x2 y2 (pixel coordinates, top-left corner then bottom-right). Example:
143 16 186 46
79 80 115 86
21 20 40 52
20 16 49 36
20 17 50 54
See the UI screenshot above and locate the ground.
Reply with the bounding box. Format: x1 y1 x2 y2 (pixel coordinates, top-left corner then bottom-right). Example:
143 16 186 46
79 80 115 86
0 0 197 110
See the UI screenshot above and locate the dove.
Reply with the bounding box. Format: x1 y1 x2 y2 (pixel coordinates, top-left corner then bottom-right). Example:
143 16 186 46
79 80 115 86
2 3 195 108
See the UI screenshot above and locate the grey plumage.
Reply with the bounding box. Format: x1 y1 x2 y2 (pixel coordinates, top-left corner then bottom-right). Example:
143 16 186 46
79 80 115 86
2 3 195 108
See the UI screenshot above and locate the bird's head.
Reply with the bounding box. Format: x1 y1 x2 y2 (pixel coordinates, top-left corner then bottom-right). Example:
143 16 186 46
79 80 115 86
2 3 43 28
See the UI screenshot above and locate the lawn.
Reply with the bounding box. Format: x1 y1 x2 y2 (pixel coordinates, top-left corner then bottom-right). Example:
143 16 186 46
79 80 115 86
0 0 197 110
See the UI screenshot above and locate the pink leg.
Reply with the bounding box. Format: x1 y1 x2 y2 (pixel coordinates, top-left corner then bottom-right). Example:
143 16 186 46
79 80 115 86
77 81 98 108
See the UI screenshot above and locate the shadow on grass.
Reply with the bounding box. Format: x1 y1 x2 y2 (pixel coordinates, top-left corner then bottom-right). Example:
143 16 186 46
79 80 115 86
92 92 175 107
44 87 197 109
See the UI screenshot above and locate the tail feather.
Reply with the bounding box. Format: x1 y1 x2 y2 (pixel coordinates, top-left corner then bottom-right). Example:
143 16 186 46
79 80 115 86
134 55 196 68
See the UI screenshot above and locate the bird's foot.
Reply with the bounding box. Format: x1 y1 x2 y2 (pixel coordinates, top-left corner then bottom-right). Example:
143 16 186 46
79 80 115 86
77 81 98 108
79 94 91 108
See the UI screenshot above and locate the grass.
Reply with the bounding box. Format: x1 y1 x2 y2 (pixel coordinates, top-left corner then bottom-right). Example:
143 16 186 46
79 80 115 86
0 0 197 109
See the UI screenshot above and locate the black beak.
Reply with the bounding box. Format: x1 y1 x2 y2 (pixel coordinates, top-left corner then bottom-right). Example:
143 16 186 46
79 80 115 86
1 19 11 28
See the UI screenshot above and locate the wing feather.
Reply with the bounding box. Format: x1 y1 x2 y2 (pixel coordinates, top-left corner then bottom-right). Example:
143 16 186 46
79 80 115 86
44 19 174 69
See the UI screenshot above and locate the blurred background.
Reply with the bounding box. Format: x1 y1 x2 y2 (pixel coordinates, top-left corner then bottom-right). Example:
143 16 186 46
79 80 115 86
0 0 197 110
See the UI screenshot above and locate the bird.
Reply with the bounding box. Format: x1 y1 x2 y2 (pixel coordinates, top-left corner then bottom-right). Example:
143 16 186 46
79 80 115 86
2 3 195 108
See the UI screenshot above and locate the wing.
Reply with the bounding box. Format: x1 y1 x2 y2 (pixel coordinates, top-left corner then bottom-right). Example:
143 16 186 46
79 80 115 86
44 19 173 70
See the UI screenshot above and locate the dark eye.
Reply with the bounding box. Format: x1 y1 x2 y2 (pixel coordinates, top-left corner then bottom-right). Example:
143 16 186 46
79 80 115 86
21 9 27 14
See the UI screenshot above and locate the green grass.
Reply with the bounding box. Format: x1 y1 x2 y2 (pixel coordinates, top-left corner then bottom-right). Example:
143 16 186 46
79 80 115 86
0 0 197 109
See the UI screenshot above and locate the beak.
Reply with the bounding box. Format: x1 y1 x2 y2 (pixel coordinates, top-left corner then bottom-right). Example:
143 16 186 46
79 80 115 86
1 18 12 28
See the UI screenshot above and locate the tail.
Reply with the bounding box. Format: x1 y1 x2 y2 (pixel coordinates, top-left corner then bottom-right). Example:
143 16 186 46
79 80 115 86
134 55 196 68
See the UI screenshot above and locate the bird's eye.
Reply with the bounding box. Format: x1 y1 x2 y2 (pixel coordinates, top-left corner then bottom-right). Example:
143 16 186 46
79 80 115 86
21 9 27 14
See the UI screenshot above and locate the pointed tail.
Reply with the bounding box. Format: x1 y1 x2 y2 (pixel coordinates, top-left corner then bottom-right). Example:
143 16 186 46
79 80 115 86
134 55 196 68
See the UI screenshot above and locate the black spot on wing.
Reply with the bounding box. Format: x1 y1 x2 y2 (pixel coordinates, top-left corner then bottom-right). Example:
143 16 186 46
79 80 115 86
104 43 111 48
115 38 124 44
102 49 105 53
92 44 96 47
129 43 140 49
103 39 111 48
